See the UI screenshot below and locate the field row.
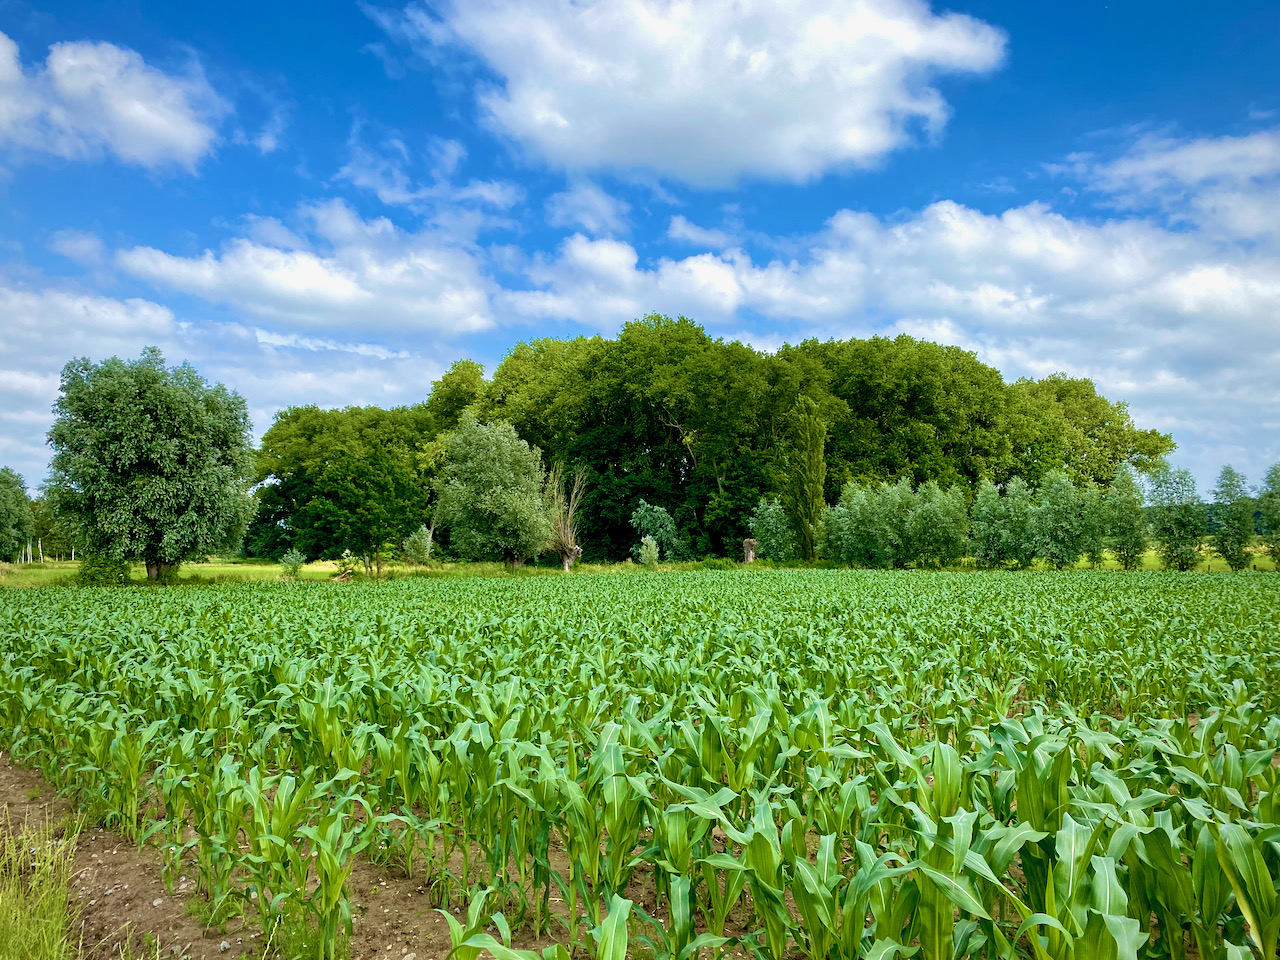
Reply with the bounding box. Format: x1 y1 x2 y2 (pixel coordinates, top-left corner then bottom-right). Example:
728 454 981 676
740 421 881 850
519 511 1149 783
1 571 1278 960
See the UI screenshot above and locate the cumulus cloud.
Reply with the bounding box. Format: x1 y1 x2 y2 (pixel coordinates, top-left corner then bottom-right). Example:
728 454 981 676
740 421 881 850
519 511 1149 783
545 182 630 235
116 198 495 331
0 30 228 171
381 0 1005 185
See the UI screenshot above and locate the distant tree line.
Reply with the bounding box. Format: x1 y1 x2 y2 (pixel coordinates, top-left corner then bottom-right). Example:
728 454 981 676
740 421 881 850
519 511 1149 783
244 314 1180 565
4 318 1279 575
739 462 1280 572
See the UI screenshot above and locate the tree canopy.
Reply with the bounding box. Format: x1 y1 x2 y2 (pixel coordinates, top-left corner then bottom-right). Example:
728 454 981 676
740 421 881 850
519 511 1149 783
45 349 254 579
243 316 1176 564
0 468 34 562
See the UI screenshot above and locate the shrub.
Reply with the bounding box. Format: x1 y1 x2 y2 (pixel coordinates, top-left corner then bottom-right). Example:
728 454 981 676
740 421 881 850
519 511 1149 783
749 497 795 561
76 554 131 586
280 548 306 579
638 535 660 567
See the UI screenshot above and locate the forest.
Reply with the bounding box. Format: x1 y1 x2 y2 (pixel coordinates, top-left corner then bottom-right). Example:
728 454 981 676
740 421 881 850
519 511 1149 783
243 314 1174 563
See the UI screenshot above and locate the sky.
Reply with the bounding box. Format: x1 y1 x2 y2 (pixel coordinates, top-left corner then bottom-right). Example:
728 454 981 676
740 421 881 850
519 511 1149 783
1 0 1278 493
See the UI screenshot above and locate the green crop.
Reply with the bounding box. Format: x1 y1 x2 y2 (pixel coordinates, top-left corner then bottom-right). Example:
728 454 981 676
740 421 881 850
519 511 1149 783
1 569 1278 960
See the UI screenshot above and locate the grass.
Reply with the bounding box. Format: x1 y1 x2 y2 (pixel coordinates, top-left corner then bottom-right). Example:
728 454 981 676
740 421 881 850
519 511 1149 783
0 813 82 960
0 545 1274 589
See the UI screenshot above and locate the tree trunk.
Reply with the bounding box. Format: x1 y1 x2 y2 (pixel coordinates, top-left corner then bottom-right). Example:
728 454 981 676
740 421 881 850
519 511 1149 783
743 538 758 563
561 545 582 572
375 547 382 579
145 560 176 580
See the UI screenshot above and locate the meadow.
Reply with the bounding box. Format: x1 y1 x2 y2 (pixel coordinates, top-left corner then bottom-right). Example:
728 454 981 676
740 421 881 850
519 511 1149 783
0 569 1278 960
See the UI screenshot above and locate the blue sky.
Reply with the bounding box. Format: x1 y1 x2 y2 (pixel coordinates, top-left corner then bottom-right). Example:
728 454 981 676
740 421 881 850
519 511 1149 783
2 0 1279 492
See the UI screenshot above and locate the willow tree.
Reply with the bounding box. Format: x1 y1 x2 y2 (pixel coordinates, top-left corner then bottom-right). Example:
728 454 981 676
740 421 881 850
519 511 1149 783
45 349 255 580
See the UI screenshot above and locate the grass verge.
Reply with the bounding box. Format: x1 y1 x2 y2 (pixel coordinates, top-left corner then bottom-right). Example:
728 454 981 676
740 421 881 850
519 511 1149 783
0 812 82 960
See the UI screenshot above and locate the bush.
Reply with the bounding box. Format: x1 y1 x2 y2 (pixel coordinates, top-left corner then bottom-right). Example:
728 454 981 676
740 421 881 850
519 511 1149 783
402 524 434 564
638 535 660 567
280 548 306 579
76 554 131 586
631 500 684 561
749 497 795 561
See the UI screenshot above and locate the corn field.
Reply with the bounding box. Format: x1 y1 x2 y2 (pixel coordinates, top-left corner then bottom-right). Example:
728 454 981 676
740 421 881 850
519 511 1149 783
1 570 1278 960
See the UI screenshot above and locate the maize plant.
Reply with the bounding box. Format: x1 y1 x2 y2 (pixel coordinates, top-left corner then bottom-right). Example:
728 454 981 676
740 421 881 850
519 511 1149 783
0 569 1277 960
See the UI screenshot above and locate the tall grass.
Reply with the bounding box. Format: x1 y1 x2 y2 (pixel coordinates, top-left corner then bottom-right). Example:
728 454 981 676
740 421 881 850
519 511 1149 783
0 813 81 960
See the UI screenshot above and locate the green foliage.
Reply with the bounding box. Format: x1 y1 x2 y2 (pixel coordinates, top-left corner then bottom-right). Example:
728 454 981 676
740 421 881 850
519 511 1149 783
971 476 1038 569
75 554 131 586
823 483 881 566
1211 465 1254 572
748 497 795 561
637 535 660 567
249 404 432 565
782 397 827 562
1106 465 1148 570
1076 480 1107 566
1031 469 1085 569
425 359 487 434
1260 462 1280 567
44 348 254 580
631 499 685 562
0 468 34 563
435 412 551 566
1008 374 1175 483
1149 464 1205 571
280 548 306 579
401 523 434 565
906 480 969 568
0 572 1278 960
0 814 82 960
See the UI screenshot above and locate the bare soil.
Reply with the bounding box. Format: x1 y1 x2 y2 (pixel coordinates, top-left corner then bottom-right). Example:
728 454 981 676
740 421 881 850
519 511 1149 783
0 755 761 960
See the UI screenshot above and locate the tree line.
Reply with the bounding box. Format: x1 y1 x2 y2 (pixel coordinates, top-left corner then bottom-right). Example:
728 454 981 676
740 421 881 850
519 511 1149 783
741 463 1280 572
2 316 1277 576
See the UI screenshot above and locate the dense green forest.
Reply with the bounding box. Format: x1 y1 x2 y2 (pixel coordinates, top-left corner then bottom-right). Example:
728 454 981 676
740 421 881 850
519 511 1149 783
245 315 1174 562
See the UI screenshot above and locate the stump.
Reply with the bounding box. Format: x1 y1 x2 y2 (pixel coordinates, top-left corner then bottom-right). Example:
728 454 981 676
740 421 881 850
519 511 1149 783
743 538 758 563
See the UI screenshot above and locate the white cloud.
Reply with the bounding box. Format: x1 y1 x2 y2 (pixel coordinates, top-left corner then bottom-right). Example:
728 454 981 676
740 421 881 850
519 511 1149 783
336 129 523 215
1071 126 1280 242
0 279 447 488
117 199 495 331
545 182 630 235
668 215 737 249
504 197 1280 484
48 228 105 265
0 30 228 171
385 0 1005 185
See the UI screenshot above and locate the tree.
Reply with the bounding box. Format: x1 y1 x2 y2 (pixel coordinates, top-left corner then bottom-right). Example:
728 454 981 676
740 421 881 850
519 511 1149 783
823 483 881 567
783 396 827 562
1106 465 1147 570
969 477 1037 569
1033 470 1085 569
435 412 551 566
1260 462 1280 568
1210 465 1253 571
630 499 685 562
1148 465 1204 571
1077 481 1107 567
547 462 587 571
749 497 795 561
425 360 487 434
402 523 435 565
45 349 254 579
248 404 432 564
0 468 34 562
907 481 969 568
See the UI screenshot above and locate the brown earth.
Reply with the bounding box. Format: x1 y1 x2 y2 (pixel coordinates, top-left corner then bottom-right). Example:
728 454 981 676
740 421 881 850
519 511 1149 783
0 755 760 960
